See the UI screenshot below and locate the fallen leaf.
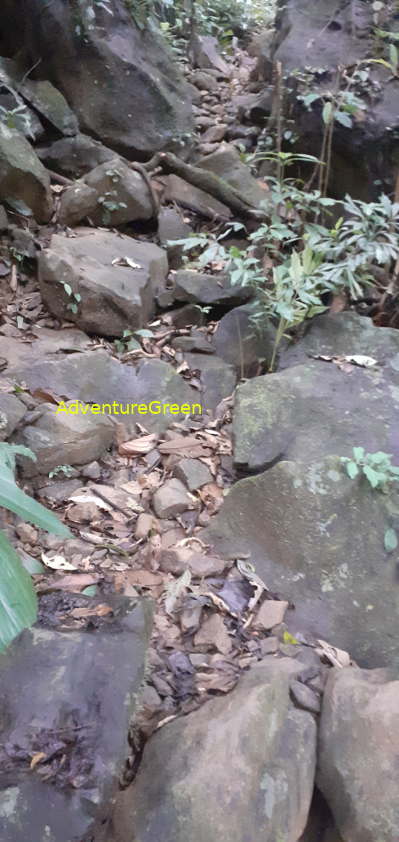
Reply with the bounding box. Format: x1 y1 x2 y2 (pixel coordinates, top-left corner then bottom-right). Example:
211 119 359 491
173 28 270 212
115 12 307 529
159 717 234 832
119 434 157 455
164 568 192 616
316 638 351 668
41 553 77 571
36 573 99 593
70 603 113 619
126 569 163 587
30 752 47 770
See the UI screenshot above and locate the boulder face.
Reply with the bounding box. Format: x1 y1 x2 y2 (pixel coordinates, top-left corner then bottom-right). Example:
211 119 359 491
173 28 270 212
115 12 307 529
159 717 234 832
13 0 193 159
202 455 399 670
265 0 399 199
318 667 399 842
111 659 317 842
0 124 53 222
39 229 168 337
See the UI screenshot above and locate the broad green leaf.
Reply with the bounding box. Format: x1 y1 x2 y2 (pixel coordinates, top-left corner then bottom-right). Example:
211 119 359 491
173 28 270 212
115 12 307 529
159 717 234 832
384 528 398 553
363 465 383 488
0 444 71 536
346 461 359 479
353 446 365 461
335 110 353 128
82 585 97 596
389 43 398 70
0 530 37 650
322 101 332 125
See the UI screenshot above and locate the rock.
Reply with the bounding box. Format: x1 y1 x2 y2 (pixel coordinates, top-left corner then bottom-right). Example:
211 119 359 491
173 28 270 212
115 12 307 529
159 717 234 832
269 0 399 198
318 666 399 841
0 203 8 230
14 401 114 476
201 124 227 143
111 659 316 842
157 207 192 270
184 353 236 412
254 600 289 630
81 461 101 480
39 229 167 337
0 124 52 222
5 348 199 434
0 595 150 842
194 612 232 654
197 142 221 156
233 358 399 474
135 513 155 540
213 302 276 375
83 158 154 225
191 34 230 76
9 226 37 259
173 458 212 491
15 522 38 544
37 134 116 179
247 89 274 124
290 681 321 715
226 124 260 141
202 455 399 668
0 393 26 441
280 311 399 370
162 173 232 219
173 269 251 306
19 78 79 137
197 142 267 209
37 478 84 503
190 70 219 92
171 330 214 354
152 479 194 518
0 91 44 141
57 182 98 227
14 0 193 158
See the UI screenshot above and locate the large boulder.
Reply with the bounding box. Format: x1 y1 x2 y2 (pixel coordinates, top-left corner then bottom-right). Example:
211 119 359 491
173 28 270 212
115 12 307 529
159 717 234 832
0 124 52 221
0 57 78 136
318 666 399 841
14 401 115 475
2 0 193 158
234 313 399 473
202 455 399 669
39 229 168 337
37 134 116 179
265 0 399 199
82 158 154 225
197 142 267 209
111 658 317 842
0 594 151 842
5 348 202 434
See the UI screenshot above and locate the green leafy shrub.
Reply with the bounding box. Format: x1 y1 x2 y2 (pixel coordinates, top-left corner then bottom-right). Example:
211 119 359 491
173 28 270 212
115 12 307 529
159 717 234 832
341 447 399 491
0 443 71 650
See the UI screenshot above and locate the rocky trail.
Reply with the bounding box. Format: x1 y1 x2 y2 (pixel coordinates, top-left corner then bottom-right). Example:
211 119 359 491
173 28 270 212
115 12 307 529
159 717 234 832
0 2 399 841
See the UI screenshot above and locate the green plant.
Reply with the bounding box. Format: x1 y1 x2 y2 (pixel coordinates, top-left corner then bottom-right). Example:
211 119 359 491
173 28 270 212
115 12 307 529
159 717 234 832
0 443 71 650
48 464 75 479
341 447 399 490
59 281 82 315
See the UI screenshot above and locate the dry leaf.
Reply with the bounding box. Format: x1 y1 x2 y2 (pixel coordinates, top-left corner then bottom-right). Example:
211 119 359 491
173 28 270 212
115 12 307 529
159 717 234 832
316 638 351 668
70 603 113 619
119 434 157 455
126 569 163 587
41 553 77 571
30 752 47 770
36 573 99 593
